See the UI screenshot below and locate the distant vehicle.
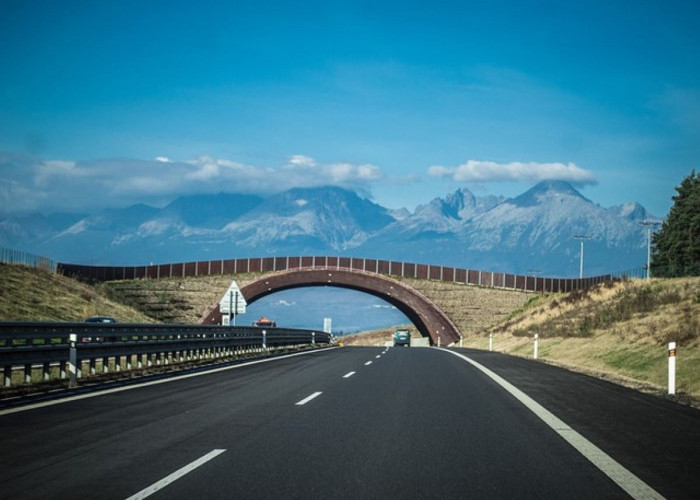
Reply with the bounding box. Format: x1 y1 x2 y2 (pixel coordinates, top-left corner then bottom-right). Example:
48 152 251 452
84 316 117 323
393 328 410 347
252 316 277 328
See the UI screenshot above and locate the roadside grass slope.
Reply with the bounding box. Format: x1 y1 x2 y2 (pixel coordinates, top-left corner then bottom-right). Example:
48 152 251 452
472 277 700 400
0 263 155 323
97 273 263 324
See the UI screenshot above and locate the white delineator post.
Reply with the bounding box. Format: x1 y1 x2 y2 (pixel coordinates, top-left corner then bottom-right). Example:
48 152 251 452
668 342 677 395
489 333 493 352
68 333 78 388
533 333 539 360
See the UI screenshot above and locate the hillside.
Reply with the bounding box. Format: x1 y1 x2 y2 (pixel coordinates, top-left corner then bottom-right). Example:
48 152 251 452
470 277 700 401
0 263 155 322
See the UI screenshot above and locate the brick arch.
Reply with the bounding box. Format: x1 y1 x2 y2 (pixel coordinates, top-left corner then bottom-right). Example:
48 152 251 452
202 269 462 346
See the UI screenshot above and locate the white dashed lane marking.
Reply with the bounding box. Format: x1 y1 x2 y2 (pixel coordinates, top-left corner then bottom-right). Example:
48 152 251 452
124 449 226 500
343 371 356 378
295 391 323 406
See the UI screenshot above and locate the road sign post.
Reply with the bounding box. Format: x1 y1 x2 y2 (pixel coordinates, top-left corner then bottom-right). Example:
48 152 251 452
219 281 247 325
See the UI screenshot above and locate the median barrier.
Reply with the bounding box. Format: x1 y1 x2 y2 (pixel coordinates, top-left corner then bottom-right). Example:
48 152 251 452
0 322 329 388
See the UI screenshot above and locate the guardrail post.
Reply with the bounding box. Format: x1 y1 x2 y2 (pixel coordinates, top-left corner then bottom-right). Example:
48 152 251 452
90 358 96 375
43 362 51 381
68 334 78 388
24 364 32 384
103 356 109 373
3 365 11 387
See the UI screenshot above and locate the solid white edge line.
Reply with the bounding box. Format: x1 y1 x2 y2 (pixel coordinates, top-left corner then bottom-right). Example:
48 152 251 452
295 391 322 406
0 347 341 416
438 348 665 500
124 448 226 500
343 371 356 378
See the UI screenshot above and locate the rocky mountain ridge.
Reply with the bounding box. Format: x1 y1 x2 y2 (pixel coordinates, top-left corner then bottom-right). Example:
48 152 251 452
0 182 656 277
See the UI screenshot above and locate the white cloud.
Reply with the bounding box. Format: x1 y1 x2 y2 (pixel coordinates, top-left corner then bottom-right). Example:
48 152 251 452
0 152 387 213
428 160 596 185
288 155 316 167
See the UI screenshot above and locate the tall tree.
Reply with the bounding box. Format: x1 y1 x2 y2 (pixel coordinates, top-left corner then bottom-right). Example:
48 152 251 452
651 171 700 277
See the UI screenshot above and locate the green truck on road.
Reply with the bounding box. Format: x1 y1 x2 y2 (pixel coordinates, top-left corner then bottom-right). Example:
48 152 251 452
393 328 411 347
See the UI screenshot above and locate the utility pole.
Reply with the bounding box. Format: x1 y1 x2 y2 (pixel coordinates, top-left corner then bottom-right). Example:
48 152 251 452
573 235 593 279
639 220 661 279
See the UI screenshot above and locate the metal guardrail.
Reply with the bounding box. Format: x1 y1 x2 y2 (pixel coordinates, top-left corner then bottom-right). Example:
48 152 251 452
0 322 330 387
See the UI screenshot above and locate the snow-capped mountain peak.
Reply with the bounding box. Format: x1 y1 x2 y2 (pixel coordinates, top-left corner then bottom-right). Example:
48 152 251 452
0 183 657 276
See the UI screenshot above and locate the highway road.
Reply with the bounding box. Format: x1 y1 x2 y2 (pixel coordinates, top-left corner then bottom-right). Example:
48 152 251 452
0 346 698 499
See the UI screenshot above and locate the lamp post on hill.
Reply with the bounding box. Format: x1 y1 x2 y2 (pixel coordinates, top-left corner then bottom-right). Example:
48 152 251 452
573 235 593 279
639 220 662 279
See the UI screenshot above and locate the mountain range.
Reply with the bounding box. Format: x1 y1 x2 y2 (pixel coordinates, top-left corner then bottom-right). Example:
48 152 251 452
0 181 656 277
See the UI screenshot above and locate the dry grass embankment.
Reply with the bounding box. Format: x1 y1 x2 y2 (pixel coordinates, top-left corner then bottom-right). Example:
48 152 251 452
0 263 155 322
467 277 700 401
98 273 263 323
394 277 531 337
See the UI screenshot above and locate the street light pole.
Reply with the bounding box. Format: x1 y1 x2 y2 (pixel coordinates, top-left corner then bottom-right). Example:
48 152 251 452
573 235 592 279
639 221 661 279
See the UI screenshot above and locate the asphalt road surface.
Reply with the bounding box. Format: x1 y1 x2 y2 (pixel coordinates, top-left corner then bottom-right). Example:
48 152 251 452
0 346 698 499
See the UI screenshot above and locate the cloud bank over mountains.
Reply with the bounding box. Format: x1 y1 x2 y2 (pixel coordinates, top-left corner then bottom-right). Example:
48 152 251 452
1 152 599 215
0 152 385 213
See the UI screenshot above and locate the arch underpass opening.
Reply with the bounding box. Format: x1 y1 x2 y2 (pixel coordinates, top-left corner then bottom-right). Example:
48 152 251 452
203 269 462 346
243 287 410 335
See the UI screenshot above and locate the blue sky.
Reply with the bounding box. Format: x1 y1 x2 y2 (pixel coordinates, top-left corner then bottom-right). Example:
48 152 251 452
1 0 698 216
